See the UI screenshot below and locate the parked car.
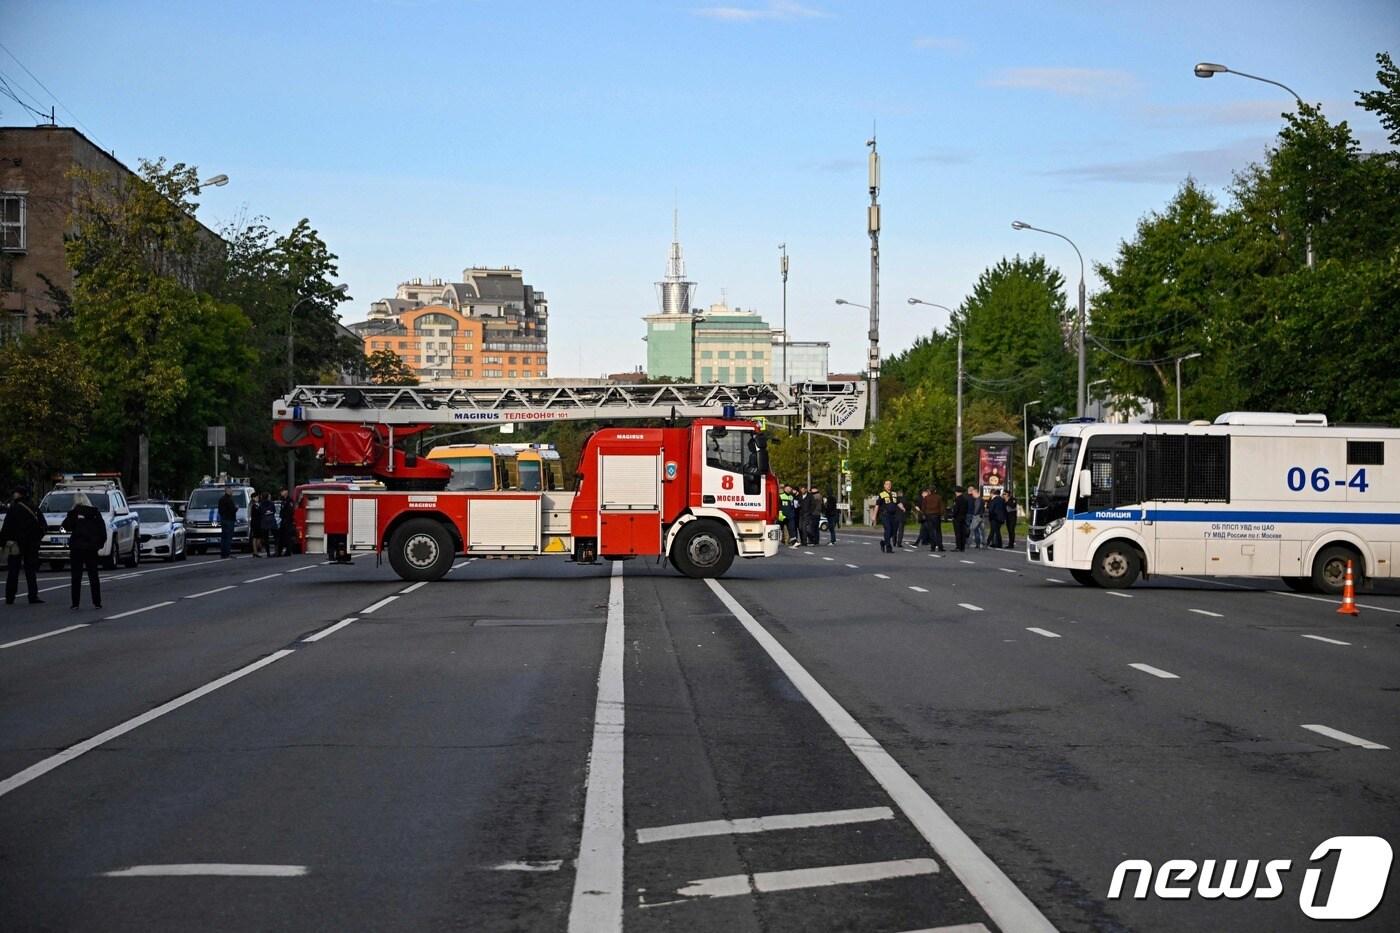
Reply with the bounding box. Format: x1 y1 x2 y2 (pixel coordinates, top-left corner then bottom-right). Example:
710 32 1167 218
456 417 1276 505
37 475 141 571
132 501 187 562
183 479 254 554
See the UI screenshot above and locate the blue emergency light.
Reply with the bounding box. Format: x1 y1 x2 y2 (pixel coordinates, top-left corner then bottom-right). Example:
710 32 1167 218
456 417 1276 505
722 405 738 419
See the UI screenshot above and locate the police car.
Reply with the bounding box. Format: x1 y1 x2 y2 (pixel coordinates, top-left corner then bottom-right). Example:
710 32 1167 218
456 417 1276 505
37 473 141 571
183 477 255 554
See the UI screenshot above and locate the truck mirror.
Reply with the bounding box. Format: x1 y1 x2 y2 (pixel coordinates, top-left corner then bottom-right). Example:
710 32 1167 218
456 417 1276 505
1077 469 1092 499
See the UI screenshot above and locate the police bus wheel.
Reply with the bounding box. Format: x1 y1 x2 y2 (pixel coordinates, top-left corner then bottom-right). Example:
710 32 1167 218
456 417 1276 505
1281 576 1313 593
388 518 455 582
671 521 735 579
1090 541 1140 588
1311 545 1359 596
1070 569 1098 587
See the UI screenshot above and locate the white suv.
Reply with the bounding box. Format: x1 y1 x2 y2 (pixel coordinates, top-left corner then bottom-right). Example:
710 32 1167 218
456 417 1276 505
38 481 141 571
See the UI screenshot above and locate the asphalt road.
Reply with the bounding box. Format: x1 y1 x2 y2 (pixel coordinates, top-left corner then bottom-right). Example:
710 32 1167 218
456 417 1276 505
1 535 1397 932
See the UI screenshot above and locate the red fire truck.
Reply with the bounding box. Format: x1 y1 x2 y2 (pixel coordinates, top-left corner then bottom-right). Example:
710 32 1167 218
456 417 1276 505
272 381 867 581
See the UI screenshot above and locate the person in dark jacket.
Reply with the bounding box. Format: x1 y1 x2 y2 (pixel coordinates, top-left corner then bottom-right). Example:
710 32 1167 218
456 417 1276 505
800 486 823 546
248 492 263 556
217 487 238 558
823 489 839 545
988 490 1008 548
920 487 946 552
2 485 48 605
277 488 296 556
63 491 106 609
1004 491 1020 548
258 492 279 557
951 487 969 552
876 480 902 553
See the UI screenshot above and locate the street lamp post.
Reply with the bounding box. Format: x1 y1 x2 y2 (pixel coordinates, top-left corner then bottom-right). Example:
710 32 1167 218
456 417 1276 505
866 137 881 422
1021 398 1043 498
906 298 962 487
779 244 789 384
1012 221 1087 417
1174 351 1202 420
1194 62 1312 268
287 284 349 489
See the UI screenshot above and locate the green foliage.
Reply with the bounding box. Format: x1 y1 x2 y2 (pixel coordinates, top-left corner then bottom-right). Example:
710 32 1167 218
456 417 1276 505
1357 52 1400 147
366 348 420 386
0 326 100 486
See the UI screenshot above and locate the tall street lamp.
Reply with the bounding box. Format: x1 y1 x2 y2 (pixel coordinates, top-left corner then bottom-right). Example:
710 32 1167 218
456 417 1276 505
198 174 229 189
287 284 349 488
1194 62 1312 268
1174 351 1202 420
779 244 789 384
907 298 963 487
1021 398 1043 498
866 136 881 422
1012 220 1087 417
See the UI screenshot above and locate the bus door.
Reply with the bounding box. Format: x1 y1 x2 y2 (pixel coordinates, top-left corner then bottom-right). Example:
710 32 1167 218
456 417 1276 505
1072 435 1146 564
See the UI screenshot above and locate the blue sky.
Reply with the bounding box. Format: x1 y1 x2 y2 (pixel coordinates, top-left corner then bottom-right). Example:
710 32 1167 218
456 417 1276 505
5 0 1395 376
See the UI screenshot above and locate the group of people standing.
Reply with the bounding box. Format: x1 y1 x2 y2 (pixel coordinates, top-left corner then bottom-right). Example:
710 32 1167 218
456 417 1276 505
2 485 108 609
778 484 839 546
243 489 296 559
875 480 1020 553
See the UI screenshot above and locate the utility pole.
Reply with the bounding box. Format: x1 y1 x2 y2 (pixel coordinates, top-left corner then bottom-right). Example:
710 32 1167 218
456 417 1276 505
866 135 880 422
780 244 789 383
956 335 964 488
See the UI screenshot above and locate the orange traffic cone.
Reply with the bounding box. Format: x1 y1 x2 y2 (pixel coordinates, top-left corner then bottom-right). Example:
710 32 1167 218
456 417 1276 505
1337 560 1360 616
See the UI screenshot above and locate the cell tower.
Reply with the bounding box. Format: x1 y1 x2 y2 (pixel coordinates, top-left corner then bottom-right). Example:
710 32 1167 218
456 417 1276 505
656 209 696 314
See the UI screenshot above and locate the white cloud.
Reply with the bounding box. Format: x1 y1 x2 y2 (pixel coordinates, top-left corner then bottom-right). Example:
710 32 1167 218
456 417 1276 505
987 67 1137 98
692 1 829 22
912 35 967 53
1044 138 1272 185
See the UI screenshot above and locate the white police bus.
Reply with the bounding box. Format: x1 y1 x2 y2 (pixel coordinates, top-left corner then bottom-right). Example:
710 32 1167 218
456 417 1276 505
1026 413 1397 593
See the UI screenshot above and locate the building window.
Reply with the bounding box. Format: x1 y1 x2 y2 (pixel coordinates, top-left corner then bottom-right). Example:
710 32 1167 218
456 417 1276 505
718 351 730 359
735 351 747 359
0 312 23 345
752 368 763 382
701 367 713 382
734 367 747 382
752 351 764 360
520 356 531 365
537 370 547 377
718 367 730 382
464 355 473 363
465 369 473 377
508 370 517 378
0 193 26 252
700 350 713 359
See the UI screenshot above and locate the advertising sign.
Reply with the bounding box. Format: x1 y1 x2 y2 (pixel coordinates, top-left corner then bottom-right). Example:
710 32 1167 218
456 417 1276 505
978 444 1011 495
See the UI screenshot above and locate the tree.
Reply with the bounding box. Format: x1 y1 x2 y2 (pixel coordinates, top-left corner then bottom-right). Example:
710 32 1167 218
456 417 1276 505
1357 51 1400 147
366 348 419 386
0 327 99 487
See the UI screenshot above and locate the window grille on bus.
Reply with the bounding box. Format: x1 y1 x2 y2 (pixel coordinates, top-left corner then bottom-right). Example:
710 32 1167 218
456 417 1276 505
1146 435 1186 501
1347 441 1384 465
1184 435 1230 502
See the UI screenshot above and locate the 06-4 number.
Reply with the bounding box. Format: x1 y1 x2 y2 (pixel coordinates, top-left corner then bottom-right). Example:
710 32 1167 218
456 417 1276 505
1286 466 1368 493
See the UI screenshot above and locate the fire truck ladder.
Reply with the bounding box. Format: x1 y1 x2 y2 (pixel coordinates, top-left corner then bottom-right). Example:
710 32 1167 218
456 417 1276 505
274 381 868 431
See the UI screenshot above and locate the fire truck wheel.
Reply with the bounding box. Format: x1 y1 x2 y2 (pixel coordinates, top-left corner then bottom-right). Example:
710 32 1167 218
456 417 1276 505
388 518 455 582
671 520 735 579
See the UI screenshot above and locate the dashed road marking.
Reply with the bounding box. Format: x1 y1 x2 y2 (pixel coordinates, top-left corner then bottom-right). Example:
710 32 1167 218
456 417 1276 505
822 556 835 561
1106 591 1133 599
1300 634 1350 646
1129 662 1179 679
286 565 317 574
637 806 894 844
0 649 295 799
958 603 983 612
400 581 427 594
874 573 890 580
302 617 358 643
105 601 174 620
492 860 564 872
102 864 306 877
0 624 90 650
909 586 929 593
360 595 398 614
803 551 814 555
243 573 282 583
845 563 859 569
184 585 236 600
959 560 975 565
1026 627 1061 639
998 568 1017 574
1301 724 1388 750
675 858 940 900
1189 609 1223 618
1045 577 1067 584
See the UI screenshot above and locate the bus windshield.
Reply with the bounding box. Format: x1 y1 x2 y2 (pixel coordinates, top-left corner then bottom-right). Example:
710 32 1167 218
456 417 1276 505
517 460 542 491
444 456 496 491
1030 435 1081 535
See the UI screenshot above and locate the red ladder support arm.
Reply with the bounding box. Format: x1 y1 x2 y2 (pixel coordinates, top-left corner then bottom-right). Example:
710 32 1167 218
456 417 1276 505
273 419 451 486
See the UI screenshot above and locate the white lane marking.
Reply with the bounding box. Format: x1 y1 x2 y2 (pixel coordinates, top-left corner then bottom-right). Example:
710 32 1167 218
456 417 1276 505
243 573 282 583
1129 662 1180 679
874 573 890 580
400 581 427 594
568 561 625 933
1188 609 1224 618
37 556 245 593
845 563 859 569
105 601 174 620
1106 591 1133 599
703 579 1055 932
676 858 940 900
803 550 814 555
637 806 894 845
493 860 564 872
0 649 295 799
900 925 993 933
999 568 1017 574
0 624 90 650
1301 724 1388 750
959 560 975 565
1026 627 1061 639
909 586 929 593
1045 577 1067 584
302 618 359 643
1300 634 1351 646
822 556 835 562
286 565 317 574
1274 590 1400 615
102 863 306 877
184 585 236 600
958 603 983 612
360 595 398 614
